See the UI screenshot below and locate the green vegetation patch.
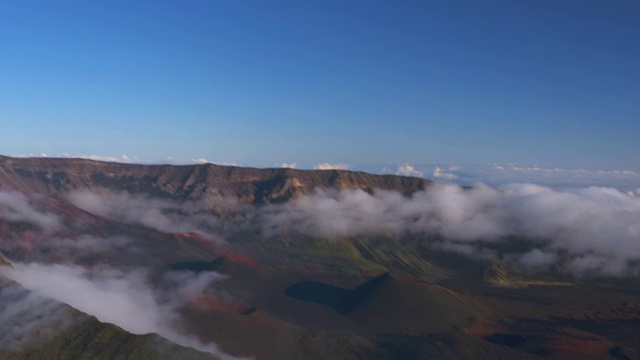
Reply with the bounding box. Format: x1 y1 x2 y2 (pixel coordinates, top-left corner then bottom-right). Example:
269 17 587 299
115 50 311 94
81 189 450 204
250 234 444 281
483 260 573 288
0 318 218 360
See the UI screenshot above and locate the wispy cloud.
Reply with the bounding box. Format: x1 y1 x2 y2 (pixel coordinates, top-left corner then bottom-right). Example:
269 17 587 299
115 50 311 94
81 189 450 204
9 153 242 167
257 184 640 276
1 263 242 359
0 192 61 231
432 167 457 179
61 153 142 163
0 280 68 351
64 190 227 236
486 163 640 177
456 163 640 192
278 162 297 169
0 189 241 359
313 162 350 170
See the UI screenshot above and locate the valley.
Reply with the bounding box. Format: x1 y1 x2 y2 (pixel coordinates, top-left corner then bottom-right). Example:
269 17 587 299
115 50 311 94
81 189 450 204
0 156 638 360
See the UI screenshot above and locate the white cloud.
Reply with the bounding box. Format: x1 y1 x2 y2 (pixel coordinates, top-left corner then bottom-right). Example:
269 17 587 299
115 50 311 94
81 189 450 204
449 164 640 194
1 263 242 359
11 153 50 158
0 189 243 358
432 167 457 179
258 184 640 276
10 153 245 167
313 162 350 170
395 164 423 177
65 190 226 235
3 265 167 335
492 163 639 177
61 153 142 163
0 192 61 231
278 163 297 169
0 280 68 351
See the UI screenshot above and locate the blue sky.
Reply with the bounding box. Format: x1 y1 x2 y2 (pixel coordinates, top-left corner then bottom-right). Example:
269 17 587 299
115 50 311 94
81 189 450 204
1 1 639 173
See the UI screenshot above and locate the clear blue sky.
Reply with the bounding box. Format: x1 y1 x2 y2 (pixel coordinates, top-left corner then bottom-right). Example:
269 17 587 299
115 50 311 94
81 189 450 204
1 0 639 169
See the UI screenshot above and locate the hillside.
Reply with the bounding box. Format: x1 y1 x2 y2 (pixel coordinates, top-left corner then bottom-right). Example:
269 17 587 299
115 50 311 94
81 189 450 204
0 156 429 203
0 156 639 360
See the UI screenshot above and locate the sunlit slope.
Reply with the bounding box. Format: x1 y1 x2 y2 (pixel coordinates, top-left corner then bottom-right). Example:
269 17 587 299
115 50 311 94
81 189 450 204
0 156 429 203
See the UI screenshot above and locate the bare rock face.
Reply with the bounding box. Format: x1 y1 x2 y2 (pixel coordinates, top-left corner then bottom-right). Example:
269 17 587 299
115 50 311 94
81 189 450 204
0 156 431 203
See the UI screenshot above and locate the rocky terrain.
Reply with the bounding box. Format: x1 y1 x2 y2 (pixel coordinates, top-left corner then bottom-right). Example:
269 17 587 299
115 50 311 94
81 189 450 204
0 156 638 360
0 156 429 203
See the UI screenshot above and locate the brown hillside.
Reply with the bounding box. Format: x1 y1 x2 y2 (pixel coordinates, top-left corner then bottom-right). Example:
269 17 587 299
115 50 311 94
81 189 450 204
0 156 430 203
285 270 487 335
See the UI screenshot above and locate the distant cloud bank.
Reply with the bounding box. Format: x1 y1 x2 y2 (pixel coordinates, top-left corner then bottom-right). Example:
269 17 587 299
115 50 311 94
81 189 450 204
373 162 640 193
312 162 350 170
9 153 640 193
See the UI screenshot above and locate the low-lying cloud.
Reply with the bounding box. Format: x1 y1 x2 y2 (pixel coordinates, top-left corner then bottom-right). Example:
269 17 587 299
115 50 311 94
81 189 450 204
0 262 241 359
5 181 640 278
0 192 61 231
60 184 640 277
0 189 242 359
4 264 166 335
258 183 640 276
65 190 227 236
0 278 69 351
3 180 640 359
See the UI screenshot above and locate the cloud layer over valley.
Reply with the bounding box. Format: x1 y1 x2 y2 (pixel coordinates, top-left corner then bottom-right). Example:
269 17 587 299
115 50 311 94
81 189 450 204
0 190 242 359
5 182 640 280
1 179 640 357
0 263 237 358
257 184 640 276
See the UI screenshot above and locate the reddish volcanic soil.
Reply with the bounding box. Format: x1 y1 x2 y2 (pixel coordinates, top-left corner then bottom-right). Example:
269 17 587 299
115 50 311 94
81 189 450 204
192 294 255 315
2 157 640 360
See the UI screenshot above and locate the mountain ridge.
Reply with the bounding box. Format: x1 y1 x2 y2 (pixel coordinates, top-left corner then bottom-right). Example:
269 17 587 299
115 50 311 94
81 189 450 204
0 156 431 203
2 156 640 359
